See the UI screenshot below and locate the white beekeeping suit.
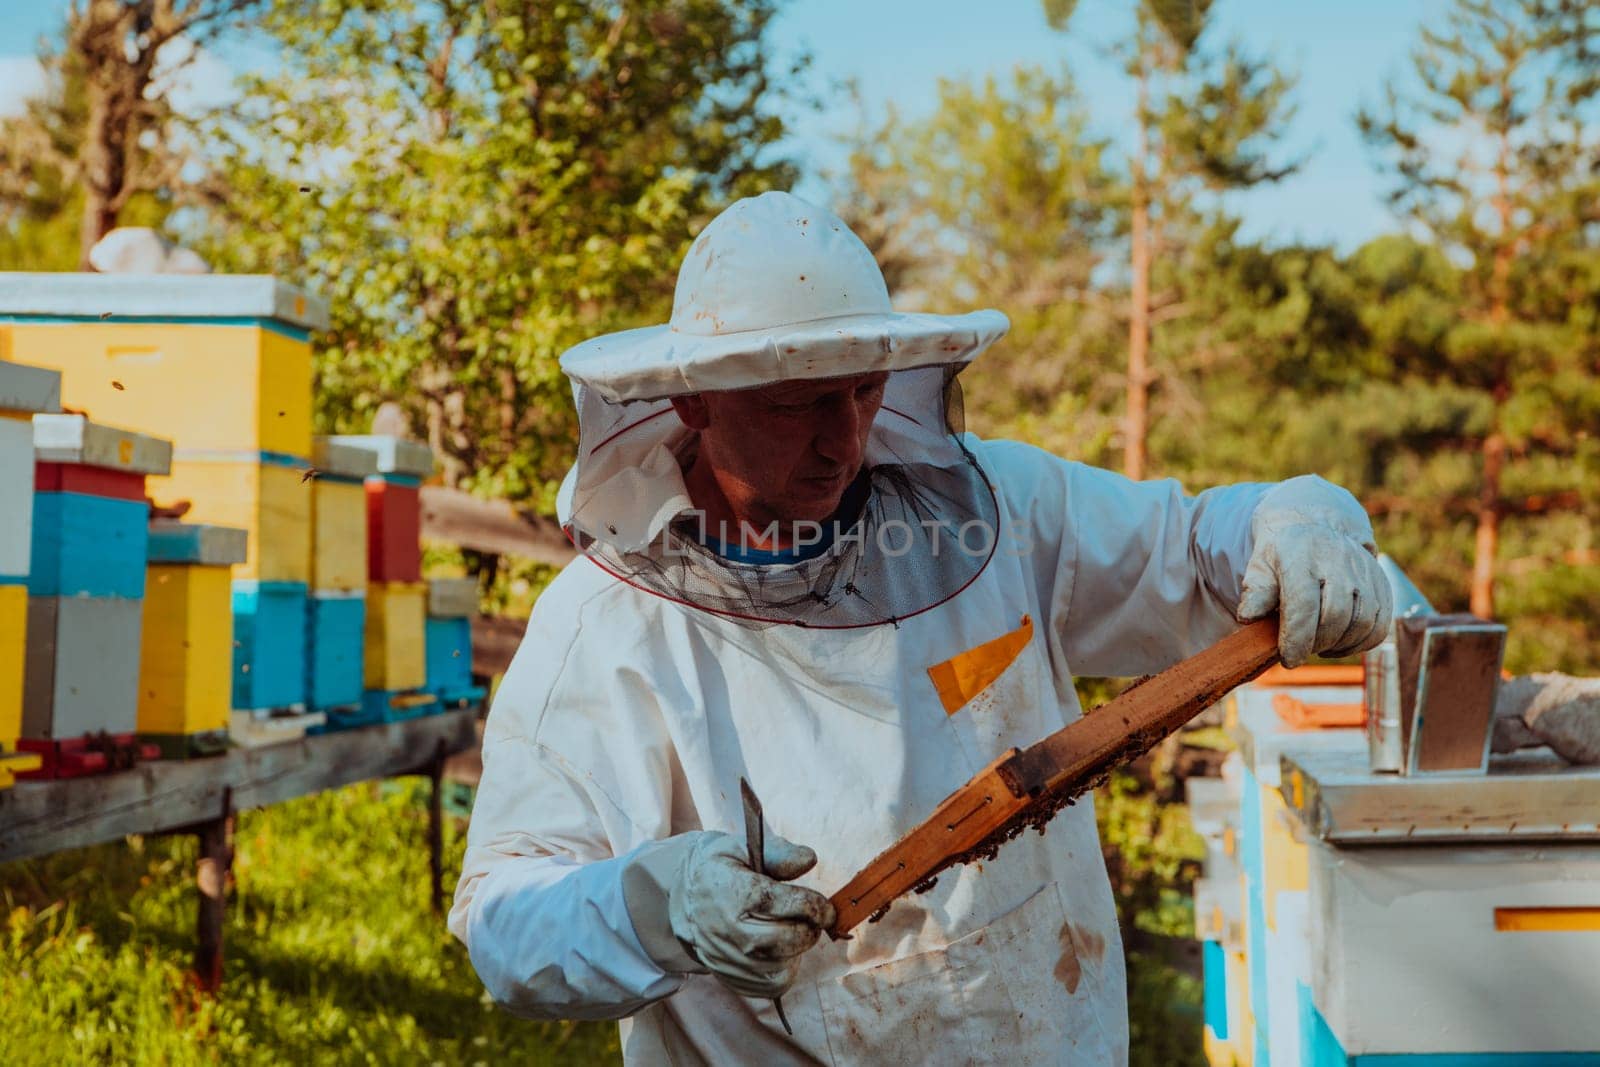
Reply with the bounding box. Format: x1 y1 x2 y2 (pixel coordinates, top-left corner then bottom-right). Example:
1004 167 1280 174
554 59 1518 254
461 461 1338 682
450 192 1390 1065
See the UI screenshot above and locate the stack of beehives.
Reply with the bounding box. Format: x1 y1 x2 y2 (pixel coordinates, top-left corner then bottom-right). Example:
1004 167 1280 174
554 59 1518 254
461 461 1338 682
306 436 377 715
22 413 173 774
0 275 327 745
0 274 475 749
322 434 440 728
1198 625 1600 1065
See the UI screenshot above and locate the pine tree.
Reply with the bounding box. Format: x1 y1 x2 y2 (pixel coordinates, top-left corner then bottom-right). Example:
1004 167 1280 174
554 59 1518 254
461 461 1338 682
1357 0 1600 618
836 68 1128 463
0 1 261 267
1045 0 1298 479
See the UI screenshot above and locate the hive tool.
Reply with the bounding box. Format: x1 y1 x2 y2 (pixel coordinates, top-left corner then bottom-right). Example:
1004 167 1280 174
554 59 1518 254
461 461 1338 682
740 776 794 1035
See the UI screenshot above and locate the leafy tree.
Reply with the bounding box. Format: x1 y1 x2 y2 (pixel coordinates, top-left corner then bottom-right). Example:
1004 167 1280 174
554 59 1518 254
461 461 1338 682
0 20 175 269
0 65 91 272
199 0 801 506
838 68 1128 462
1357 0 1600 618
1144 221 1375 486
1044 0 1299 479
0 1 260 268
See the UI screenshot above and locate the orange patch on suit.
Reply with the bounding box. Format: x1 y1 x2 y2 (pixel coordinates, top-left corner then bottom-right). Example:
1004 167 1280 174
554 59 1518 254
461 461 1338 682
927 615 1034 715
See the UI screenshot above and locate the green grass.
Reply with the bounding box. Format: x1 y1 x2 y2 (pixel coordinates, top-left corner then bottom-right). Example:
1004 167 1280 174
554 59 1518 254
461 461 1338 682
0 781 620 1066
1 773 1205 1065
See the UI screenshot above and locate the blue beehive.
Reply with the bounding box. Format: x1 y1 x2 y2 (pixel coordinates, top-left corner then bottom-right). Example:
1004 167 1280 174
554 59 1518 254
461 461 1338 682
232 581 308 711
28 491 149 599
425 616 475 703
425 578 483 707
306 591 365 711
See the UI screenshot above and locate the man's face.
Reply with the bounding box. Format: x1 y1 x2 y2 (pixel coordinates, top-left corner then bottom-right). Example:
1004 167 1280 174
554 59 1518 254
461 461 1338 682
672 372 889 525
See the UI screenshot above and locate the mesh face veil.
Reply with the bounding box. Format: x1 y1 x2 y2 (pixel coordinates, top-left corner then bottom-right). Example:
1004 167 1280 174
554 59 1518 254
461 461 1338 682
554 191 1010 625
556 365 1001 629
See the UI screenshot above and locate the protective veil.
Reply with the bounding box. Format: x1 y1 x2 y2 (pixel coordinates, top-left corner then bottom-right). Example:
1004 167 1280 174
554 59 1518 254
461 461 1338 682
450 192 1372 1064
556 193 1009 629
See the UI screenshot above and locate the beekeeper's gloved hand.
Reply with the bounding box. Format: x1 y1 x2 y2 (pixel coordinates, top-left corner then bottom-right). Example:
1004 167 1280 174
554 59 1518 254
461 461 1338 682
1237 475 1394 668
620 829 835 998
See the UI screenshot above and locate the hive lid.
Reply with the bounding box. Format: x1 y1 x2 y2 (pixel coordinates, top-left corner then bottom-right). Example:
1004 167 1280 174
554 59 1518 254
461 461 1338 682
427 577 478 618
327 434 434 477
1281 745 1600 844
33 414 172 475
147 520 248 565
0 359 62 415
312 436 382 479
0 273 330 331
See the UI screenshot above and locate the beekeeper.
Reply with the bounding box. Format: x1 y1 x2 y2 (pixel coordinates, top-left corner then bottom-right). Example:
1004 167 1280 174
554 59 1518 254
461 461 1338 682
450 191 1393 1064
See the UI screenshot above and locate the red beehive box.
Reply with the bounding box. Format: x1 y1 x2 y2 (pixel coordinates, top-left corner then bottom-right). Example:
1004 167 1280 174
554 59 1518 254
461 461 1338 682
366 478 421 582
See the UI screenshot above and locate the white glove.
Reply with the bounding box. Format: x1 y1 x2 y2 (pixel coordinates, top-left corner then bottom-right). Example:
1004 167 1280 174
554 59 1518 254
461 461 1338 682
1237 475 1394 668
620 829 835 998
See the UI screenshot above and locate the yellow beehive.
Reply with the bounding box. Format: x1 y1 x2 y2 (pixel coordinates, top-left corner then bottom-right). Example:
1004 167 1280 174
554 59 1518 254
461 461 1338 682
1230 946 1254 1066
151 458 311 583
309 438 377 592
1260 786 1309 931
139 566 236 741
137 522 246 755
0 275 326 456
365 581 426 690
0 582 26 747
4 324 313 456
0 583 40 786
311 478 368 589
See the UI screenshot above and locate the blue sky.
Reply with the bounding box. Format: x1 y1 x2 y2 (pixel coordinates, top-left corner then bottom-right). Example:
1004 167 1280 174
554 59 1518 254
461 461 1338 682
0 0 1450 251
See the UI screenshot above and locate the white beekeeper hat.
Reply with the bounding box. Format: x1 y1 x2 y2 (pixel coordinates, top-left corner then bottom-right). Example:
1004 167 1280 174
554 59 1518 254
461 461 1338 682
559 191 1009 401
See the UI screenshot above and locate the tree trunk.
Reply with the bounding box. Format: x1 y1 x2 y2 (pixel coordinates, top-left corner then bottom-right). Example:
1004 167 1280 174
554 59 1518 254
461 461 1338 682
498 366 518 458
1470 430 1504 618
420 352 469 489
1124 62 1152 482
78 79 123 268
1472 121 1515 620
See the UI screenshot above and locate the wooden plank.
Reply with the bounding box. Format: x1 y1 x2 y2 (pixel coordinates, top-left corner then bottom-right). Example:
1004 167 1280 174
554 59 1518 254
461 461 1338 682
419 484 576 566
0 708 476 863
828 758 1031 934
828 619 1281 936
1255 663 1364 687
